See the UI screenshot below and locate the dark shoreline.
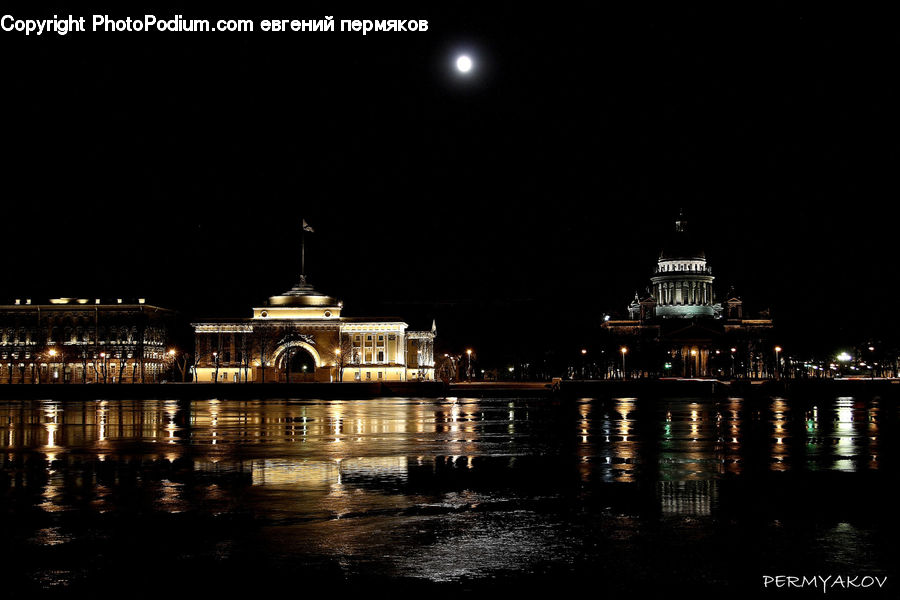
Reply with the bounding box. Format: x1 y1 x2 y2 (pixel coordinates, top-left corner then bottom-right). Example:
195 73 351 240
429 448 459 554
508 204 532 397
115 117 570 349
0 379 898 400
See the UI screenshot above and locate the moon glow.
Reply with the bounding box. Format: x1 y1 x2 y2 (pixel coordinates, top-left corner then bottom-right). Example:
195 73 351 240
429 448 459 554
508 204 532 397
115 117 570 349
456 55 473 73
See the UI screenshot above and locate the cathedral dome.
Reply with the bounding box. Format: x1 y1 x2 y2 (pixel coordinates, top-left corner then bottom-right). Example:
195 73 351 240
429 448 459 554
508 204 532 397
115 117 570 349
650 210 715 319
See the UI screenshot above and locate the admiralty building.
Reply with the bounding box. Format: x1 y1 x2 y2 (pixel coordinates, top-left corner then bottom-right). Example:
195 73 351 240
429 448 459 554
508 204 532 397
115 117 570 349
191 276 436 383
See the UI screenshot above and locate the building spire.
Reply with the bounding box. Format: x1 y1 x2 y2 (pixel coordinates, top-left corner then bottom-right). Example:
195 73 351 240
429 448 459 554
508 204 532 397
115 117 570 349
674 208 686 233
301 219 315 283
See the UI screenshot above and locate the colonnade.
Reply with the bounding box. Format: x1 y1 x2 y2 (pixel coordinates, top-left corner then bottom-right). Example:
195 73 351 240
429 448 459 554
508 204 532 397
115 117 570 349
655 280 713 306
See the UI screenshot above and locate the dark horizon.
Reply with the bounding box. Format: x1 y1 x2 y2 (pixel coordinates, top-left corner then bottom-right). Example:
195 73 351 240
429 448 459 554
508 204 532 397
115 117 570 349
3 3 898 363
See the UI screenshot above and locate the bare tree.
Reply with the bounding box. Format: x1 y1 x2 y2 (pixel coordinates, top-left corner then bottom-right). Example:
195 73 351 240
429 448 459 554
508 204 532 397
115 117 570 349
334 331 354 382
283 323 296 383
78 347 90 384
239 332 251 383
256 325 277 383
213 333 223 383
97 352 110 384
435 354 457 384
173 351 192 382
117 350 129 384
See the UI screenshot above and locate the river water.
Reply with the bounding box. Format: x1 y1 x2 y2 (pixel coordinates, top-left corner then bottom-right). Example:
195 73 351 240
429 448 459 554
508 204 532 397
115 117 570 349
1 396 897 597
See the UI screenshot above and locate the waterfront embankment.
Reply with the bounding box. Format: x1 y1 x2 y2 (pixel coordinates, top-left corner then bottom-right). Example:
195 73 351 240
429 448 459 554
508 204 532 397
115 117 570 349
0 378 899 400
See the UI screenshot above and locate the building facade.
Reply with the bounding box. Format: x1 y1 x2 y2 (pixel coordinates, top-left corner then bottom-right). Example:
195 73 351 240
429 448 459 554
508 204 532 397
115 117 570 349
191 278 436 383
0 298 176 384
602 212 774 378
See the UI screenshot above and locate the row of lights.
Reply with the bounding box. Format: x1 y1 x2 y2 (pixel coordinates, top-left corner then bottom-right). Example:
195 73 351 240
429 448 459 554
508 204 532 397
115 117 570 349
575 345 784 377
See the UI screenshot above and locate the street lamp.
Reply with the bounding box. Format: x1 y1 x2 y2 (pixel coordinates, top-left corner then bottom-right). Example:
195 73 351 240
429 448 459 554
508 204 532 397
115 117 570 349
774 346 782 379
165 348 177 382
49 348 58 383
730 347 737 379
99 351 107 383
837 352 852 378
580 348 587 379
620 347 628 380
466 349 473 381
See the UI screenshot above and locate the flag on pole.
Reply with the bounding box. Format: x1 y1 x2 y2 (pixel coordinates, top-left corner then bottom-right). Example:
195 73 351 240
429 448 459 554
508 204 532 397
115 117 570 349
302 219 314 233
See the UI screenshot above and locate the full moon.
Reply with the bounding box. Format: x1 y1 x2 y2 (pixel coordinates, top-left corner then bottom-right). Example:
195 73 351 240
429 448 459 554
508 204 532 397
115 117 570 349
456 55 473 73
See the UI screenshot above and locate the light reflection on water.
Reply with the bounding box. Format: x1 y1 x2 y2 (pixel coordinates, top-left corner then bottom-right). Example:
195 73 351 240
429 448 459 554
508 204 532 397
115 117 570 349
0 395 896 592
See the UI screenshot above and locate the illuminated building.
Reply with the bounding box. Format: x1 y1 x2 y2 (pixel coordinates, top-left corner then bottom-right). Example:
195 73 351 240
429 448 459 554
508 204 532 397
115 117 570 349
191 277 436 382
0 298 175 383
602 211 774 378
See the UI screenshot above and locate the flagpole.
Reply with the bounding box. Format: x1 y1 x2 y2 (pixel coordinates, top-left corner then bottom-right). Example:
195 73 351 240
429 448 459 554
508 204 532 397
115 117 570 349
301 219 306 280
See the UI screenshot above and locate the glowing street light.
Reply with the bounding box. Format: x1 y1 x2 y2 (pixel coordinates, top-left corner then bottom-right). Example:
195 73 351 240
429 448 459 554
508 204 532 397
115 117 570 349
620 347 628 380
456 55 473 73
774 346 782 379
47 348 59 383
730 347 737 379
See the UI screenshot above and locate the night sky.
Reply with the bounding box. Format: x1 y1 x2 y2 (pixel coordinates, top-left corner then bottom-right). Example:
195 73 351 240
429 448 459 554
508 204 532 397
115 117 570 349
3 3 899 362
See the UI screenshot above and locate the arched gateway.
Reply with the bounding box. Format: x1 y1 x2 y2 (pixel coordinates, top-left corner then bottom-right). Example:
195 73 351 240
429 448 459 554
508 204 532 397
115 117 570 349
273 340 320 382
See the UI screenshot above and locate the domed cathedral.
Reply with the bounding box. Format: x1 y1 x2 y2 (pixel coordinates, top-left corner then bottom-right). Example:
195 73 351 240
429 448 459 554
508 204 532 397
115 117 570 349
602 211 774 378
191 222 436 383
651 211 716 318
